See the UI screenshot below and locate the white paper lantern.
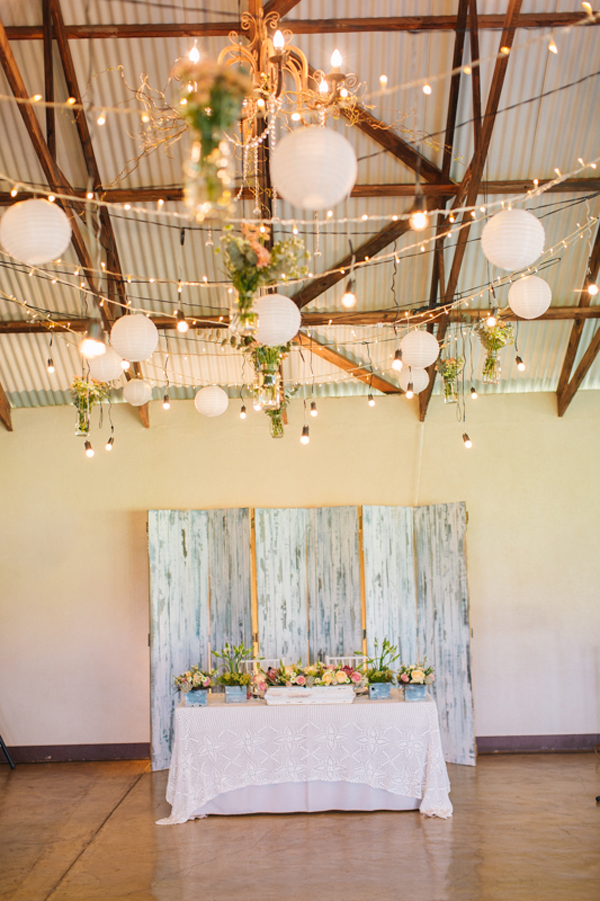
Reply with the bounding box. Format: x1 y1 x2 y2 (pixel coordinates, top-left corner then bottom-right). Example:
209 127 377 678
123 379 152 406
194 385 229 417
254 294 302 346
399 366 430 394
508 275 552 320
481 209 545 271
110 314 159 362
88 347 124 382
0 199 72 264
271 127 357 210
400 329 440 368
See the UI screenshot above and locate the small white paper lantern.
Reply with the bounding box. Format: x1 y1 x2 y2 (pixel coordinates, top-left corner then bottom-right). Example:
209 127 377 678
88 347 124 382
194 385 229 417
123 379 152 406
110 314 158 362
271 126 358 210
399 366 430 394
254 294 302 346
508 275 552 319
400 329 440 368
481 209 545 271
0 199 72 264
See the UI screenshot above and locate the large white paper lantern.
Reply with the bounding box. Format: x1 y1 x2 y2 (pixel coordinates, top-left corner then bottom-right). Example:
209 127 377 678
0 199 72 264
254 294 302 346
399 366 430 394
110 314 158 362
481 209 545 271
123 378 152 406
88 347 124 382
271 127 357 210
400 329 440 368
194 385 229 417
508 275 552 319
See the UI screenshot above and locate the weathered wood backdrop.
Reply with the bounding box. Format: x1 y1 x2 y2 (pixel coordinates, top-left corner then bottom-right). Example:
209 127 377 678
148 503 474 770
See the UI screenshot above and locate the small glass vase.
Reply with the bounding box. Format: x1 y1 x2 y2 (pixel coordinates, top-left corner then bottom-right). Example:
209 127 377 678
253 368 281 410
183 135 235 223
229 291 258 338
268 412 285 439
443 379 458 404
75 408 90 436
482 351 501 384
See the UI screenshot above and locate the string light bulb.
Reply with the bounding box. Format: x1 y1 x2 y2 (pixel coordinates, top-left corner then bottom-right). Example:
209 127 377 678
176 310 189 333
392 349 403 371
470 386 478 400
300 425 310 445
240 404 247 420
405 384 414 400
163 393 171 410
80 321 107 358
47 358 55 373
84 440 95 458
310 401 318 417
409 194 429 231
486 308 499 327
548 36 558 54
341 277 357 308
121 359 131 371
588 283 599 296
463 433 473 449
368 394 375 407
105 436 115 451
516 355 526 371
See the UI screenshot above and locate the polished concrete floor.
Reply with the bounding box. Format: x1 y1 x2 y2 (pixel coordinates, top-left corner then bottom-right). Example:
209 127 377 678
1 753 599 900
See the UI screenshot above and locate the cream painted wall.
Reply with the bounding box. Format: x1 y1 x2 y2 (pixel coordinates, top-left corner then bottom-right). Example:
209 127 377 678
1 391 599 747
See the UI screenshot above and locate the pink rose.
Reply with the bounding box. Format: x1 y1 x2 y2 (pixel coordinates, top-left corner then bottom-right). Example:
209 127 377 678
203 678 210 687
400 673 409 682
350 672 362 683
258 681 267 691
295 674 306 685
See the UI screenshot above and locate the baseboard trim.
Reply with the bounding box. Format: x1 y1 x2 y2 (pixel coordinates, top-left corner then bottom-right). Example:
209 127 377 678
476 734 600 754
1 743 150 764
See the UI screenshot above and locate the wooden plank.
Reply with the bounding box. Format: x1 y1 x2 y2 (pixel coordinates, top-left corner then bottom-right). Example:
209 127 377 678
42 0 55 161
148 510 210 770
4 13 593 40
469 0 483 151
0 379 13 431
294 331 401 394
263 0 302 15
255 507 308 664
362 506 418 665
306 507 362 662
414 502 475 767
206 508 253 655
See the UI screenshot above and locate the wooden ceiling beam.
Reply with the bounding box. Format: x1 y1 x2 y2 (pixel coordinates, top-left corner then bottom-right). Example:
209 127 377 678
263 0 302 15
556 221 600 416
294 332 401 394
0 378 13 430
42 0 55 161
419 0 523 421
469 0 483 152
3 13 595 40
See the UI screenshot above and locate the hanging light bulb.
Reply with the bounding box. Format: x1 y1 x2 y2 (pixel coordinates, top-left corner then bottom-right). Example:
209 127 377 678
300 424 310 445
273 30 285 52
409 194 429 231
163 393 171 410
80 321 107 358
176 310 189 333
463 433 473 449
240 404 247 420
105 436 115 451
188 41 200 63
548 36 558 54
588 283 599 296
310 401 318 417
84 440 95 458
341 277 357 308
121 359 131 371
405 383 414 400
470 386 478 400
392 349 403 372
516 355 526 371
330 49 342 71
368 394 375 407
486 308 499 327
47 358 55 373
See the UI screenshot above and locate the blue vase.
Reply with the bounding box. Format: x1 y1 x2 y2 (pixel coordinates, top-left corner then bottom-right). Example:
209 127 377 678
224 685 247 704
368 682 391 700
404 683 427 702
184 690 208 706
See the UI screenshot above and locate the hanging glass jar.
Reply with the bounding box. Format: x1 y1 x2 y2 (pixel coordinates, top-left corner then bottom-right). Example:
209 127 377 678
443 379 459 404
183 135 235 223
229 290 258 337
267 409 285 439
482 350 502 384
253 366 280 410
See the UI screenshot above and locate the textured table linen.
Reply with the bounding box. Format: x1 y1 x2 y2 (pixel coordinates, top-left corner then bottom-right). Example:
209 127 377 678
157 694 452 824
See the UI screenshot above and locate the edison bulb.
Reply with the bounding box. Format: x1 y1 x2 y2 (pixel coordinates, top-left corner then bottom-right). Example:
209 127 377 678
409 208 429 231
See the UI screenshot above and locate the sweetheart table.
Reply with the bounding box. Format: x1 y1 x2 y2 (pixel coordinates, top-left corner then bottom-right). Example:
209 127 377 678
157 691 452 824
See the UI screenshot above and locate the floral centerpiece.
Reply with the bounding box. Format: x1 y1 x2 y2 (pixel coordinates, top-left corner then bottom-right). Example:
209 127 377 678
437 356 464 404
362 638 401 699
173 59 252 222
174 664 214 706
71 376 110 436
213 642 253 702
475 321 514 384
219 224 308 335
253 661 365 701
398 660 434 702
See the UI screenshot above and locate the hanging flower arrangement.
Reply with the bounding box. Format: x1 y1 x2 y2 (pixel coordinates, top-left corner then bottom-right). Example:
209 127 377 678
71 377 110 436
173 60 253 222
437 356 464 404
475 321 514 384
249 343 290 411
218 224 309 335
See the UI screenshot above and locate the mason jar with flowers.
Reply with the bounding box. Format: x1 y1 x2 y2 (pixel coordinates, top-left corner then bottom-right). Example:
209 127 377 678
398 661 435 702
174 664 215 706
475 320 514 385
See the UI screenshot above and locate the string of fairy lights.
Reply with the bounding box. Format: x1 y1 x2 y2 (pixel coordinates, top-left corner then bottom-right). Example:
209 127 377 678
0 2 599 453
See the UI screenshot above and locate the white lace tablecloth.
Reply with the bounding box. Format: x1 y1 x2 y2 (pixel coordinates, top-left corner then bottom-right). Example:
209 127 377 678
157 694 452 824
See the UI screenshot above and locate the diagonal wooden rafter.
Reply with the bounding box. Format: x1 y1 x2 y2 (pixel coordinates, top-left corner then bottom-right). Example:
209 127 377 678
469 0 483 151
294 332 401 394
419 0 523 421
556 221 600 415
263 0 302 15
0 375 12 430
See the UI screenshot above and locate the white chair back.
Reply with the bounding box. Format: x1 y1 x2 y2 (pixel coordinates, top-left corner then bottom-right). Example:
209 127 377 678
325 655 367 669
240 658 283 673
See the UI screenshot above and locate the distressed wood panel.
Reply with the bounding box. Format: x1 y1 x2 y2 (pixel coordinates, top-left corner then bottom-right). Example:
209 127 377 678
206 508 252 655
362 505 418 664
148 510 209 770
414 502 476 766
306 507 362 661
255 507 308 664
